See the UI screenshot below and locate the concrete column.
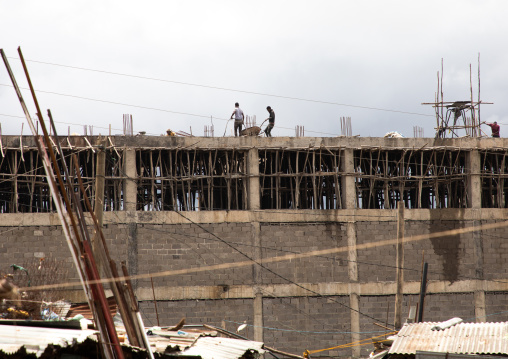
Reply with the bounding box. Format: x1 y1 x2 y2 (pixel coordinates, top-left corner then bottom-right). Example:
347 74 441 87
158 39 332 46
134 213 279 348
93 140 106 276
341 149 356 209
349 292 360 358
127 221 138 289
474 289 486 323
123 148 138 287
347 224 360 358
123 148 137 211
247 148 260 210
253 292 264 342
467 150 481 209
347 223 358 282
468 150 485 321
252 222 264 342
472 210 485 322
247 149 262 341
342 149 360 357
394 202 405 329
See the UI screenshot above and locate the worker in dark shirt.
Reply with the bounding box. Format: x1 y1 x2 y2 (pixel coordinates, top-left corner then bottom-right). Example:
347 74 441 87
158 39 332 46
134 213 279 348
264 106 275 137
486 121 500 137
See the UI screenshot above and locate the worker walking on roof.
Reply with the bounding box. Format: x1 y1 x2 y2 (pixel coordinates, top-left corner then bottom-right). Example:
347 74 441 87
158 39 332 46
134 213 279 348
264 106 275 137
486 121 500 137
231 102 245 137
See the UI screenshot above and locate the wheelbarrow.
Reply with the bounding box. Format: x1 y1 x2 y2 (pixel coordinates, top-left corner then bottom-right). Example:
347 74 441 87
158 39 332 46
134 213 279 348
239 119 268 137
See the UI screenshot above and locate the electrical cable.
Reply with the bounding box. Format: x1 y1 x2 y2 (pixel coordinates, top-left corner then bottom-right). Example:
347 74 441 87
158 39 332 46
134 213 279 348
6 56 434 118
174 209 397 327
3 146 508 330
1 150 507 287
222 319 388 335
120 215 508 289
0 85 339 136
102 158 356 333
104 150 397 329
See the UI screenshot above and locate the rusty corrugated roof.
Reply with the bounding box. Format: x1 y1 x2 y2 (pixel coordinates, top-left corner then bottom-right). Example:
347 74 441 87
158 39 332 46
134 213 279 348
389 321 508 355
65 297 117 320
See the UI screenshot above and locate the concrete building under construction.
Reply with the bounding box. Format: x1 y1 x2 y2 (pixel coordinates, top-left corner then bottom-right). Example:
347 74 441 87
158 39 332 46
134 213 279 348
1 134 508 358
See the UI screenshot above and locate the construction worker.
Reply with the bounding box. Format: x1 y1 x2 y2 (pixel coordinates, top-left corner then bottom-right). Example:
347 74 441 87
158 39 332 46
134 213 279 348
486 121 500 138
264 106 275 137
230 103 245 137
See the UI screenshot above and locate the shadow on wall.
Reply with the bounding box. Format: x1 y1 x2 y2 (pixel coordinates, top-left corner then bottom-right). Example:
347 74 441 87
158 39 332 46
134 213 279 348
429 220 461 283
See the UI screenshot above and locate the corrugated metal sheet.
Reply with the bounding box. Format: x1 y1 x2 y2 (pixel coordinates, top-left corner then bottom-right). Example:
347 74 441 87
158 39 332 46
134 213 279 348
390 321 508 355
183 337 265 359
147 327 218 352
0 324 97 356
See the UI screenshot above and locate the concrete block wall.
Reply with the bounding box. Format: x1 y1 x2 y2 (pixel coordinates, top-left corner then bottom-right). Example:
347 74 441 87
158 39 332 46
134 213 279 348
482 224 508 280
485 292 508 322
1 216 506 359
2 138 508 358
260 223 348 285
135 222 256 289
422 293 476 322
139 298 253 331
263 296 352 358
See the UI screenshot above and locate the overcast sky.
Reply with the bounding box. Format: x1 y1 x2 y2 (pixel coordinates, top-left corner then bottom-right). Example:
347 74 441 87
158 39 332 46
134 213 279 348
1 1 507 138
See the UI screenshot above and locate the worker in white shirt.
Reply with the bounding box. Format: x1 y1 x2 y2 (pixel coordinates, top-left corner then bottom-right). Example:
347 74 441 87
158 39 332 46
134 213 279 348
230 102 245 137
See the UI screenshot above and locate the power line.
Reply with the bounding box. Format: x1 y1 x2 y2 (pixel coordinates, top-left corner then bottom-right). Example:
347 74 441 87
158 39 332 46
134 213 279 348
222 319 388 335
127 217 330 334
174 210 396 327
0 85 339 136
130 216 508 288
18 218 508 300
8 56 434 118
102 152 364 332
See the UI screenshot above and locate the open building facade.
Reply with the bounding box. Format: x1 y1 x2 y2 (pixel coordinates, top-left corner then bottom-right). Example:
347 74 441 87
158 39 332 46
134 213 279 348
1 135 508 358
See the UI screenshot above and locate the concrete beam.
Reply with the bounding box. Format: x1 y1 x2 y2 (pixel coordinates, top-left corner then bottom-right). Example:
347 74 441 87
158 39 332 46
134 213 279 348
123 148 137 211
4 135 507 152
3 208 508 226
134 279 507 301
247 148 260 210
467 150 482 209
341 149 356 209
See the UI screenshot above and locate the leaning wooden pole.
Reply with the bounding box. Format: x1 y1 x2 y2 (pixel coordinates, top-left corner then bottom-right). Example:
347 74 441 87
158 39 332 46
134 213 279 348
6 47 125 359
17 51 123 359
394 200 405 329
70 154 144 349
0 48 89 303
